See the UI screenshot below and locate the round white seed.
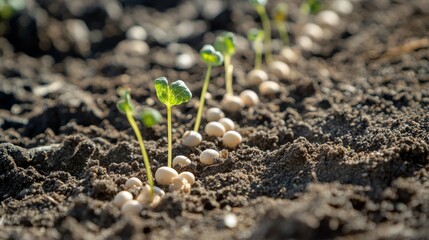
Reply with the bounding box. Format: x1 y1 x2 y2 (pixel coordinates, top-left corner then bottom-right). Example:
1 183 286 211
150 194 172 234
269 61 290 79
316 10 340 27
121 200 143 215
331 0 353 15
279 47 299 64
173 155 192 167
137 185 165 206
113 191 133 208
179 171 195 185
224 213 238 228
200 149 219 165
297 36 313 51
155 166 179 185
182 131 202 147
221 95 244 112
259 81 280 95
205 122 226 137
240 90 259 107
247 69 269 86
218 118 235 132
125 177 143 189
223 131 242 148
206 108 225 122
302 23 324 41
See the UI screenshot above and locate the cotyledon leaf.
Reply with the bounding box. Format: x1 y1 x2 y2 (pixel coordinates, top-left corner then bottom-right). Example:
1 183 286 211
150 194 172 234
154 77 192 107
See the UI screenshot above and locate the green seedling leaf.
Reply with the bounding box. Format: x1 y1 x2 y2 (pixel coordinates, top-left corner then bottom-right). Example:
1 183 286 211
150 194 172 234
200 45 224 67
214 32 237 56
248 0 267 7
116 88 135 113
139 108 162 127
247 28 264 42
154 77 192 107
273 3 288 22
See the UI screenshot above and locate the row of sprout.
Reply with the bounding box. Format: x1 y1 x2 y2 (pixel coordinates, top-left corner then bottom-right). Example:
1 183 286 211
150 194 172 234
113 0 354 214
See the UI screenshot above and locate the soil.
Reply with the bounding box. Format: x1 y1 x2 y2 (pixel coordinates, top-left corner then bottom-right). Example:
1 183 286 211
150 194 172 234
1 0 429 239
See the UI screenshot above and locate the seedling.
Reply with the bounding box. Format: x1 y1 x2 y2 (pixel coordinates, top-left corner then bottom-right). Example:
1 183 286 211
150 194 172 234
248 0 272 64
214 32 237 96
247 28 265 70
272 3 289 46
138 107 162 127
117 89 154 191
154 77 192 168
193 45 223 132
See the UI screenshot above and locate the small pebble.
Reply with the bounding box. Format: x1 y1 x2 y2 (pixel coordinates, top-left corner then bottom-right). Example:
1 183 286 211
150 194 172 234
175 53 195 69
173 155 192 167
222 131 242 148
115 39 149 56
200 149 219 165
259 81 280 95
125 177 143 189
113 191 133 208
269 61 290 79
247 69 268 86
206 107 225 122
218 118 235 131
121 200 143 215
179 171 195 185
182 131 202 147
221 95 244 112
240 90 259 106
155 167 179 185
205 122 226 137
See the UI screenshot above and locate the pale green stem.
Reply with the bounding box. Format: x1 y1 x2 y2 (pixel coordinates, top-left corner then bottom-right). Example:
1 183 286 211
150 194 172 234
256 5 272 64
125 109 154 190
193 65 212 132
167 106 172 168
276 21 289 46
224 55 233 96
254 41 263 70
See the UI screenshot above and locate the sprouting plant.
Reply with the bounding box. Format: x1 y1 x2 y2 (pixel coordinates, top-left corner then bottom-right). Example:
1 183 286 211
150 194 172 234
272 2 289 46
300 0 322 16
248 0 272 64
138 107 162 128
193 45 223 132
117 89 154 191
154 77 192 168
214 32 237 96
247 28 265 70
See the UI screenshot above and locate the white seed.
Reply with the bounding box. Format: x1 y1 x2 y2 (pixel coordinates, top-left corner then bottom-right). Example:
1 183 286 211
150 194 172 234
331 0 353 15
297 36 313 51
200 149 219 165
269 61 290 79
302 23 324 41
121 200 143 215
247 69 268 86
168 176 187 192
155 166 179 185
126 26 147 40
259 81 280 95
125 177 142 189
316 10 340 27
179 171 195 185
113 191 133 208
206 107 225 122
221 95 244 112
137 185 165 206
218 118 235 132
182 131 202 147
224 213 238 228
173 155 191 167
240 90 259 107
279 47 299 64
205 122 226 137
222 131 242 148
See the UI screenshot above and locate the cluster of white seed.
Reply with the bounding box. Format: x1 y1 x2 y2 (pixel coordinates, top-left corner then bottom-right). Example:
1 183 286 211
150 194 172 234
112 177 165 215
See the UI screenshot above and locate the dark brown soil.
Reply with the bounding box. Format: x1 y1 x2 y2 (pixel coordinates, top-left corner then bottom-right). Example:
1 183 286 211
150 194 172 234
1 0 429 239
